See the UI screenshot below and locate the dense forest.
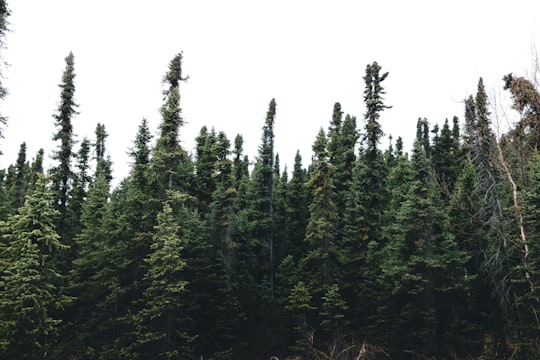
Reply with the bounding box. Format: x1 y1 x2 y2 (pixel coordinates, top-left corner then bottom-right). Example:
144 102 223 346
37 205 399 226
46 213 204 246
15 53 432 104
3 4 540 360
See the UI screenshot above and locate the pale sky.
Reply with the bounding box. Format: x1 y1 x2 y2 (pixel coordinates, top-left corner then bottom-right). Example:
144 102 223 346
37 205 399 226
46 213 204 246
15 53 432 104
0 1 538 183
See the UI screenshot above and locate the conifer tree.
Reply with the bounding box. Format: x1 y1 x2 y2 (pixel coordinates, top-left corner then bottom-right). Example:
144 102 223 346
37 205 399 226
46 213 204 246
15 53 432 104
208 131 237 259
131 201 191 359
10 142 27 209
250 98 276 291
319 283 349 355
303 128 340 292
194 126 217 216
379 141 469 358
50 51 78 239
94 123 112 183
516 153 540 355
286 281 316 358
284 150 309 260
342 61 390 334
0 175 69 358
152 53 191 197
28 148 44 191
129 118 153 187
233 133 249 183
475 78 515 356
68 137 91 240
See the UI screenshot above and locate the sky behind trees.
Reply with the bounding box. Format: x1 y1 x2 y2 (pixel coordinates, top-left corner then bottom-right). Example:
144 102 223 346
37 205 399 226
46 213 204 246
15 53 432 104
0 1 538 181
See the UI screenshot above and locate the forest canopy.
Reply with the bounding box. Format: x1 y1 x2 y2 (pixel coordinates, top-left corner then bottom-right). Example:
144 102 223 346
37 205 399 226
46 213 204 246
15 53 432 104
3 5 540 360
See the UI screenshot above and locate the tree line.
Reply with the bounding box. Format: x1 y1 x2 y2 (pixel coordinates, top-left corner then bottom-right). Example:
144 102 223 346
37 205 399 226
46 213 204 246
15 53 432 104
2 6 540 360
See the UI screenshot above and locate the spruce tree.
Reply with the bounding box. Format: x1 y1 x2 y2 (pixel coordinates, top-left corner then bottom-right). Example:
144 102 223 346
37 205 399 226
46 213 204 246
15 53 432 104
341 61 390 335
284 150 309 261
303 128 340 293
130 201 191 359
286 281 316 358
10 142 27 209
194 126 217 216
152 53 192 197
0 175 69 358
208 131 237 259
50 51 78 239
28 148 44 191
250 98 276 291
94 123 112 183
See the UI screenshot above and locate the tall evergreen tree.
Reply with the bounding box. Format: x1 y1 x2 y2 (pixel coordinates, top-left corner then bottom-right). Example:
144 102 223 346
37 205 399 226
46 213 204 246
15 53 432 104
208 131 237 259
0 175 69 358
379 141 470 358
94 123 113 183
152 53 191 197
303 128 340 293
28 148 44 191
50 51 78 239
130 201 191 359
342 61 391 335
194 126 217 216
283 150 309 261
10 142 27 209
251 98 276 292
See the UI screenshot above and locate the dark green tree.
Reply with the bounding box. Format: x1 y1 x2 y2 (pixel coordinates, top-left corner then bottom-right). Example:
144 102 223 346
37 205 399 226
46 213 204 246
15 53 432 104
0 175 69 358
250 98 276 291
208 131 237 260
94 123 113 183
303 128 340 293
341 61 391 335
50 51 78 239
286 281 316 358
152 53 192 197
194 126 217 216
130 200 191 359
28 148 45 191
283 150 309 261
10 142 28 209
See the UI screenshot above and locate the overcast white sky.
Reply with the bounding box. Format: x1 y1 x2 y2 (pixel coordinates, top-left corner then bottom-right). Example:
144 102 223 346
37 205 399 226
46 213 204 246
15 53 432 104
0 1 538 183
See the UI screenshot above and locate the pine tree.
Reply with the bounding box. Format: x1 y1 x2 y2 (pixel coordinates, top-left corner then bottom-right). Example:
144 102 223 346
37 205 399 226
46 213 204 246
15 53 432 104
28 148 44 191
341 61 391 335
130 201 191 359
233 134 249 183
303 128 340 293
251 98 276 292
283 150 309 261
379 141 470 358
0 175 69 358
515 153 540 355
208 131 237 260
194 126 217 216
50 51 78 239
68 137 91 240
94 123 113 183
10 142 27 209
286 281 316 357
473 78 515 357
152 53 192 197
61 173 111 358
129 118 153 190
319 283 349 356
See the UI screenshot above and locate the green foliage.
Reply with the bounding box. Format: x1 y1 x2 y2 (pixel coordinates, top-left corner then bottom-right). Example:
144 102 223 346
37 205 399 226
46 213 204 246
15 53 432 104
0 175 69 358
50 51 78 241
3 48 540 359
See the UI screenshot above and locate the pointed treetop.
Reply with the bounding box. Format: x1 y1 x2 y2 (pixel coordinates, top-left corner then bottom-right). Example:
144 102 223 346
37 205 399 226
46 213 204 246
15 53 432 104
163 51 189 96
